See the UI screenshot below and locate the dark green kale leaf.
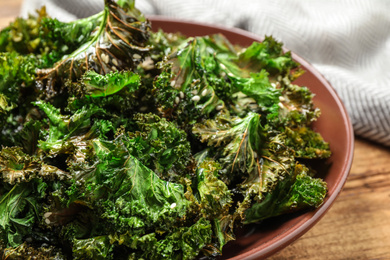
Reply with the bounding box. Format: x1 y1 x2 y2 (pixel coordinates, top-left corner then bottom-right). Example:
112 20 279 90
192 109 329 229
0 8 48 55
68 70 140 98
0 6 100 68
153 34 236 125
192 111 291 215
37 12 103 68
193 112 264 185
65 70 144 119
33 100 104 156
244 163 327 223
236 131 297 214
227 70 281 117
49 132 211 259
37 0 151 101
79 134 190 231
71 217 212 260
146 29 187 63
194 158 232 219
14 120 44 155
0 52 37 100
0 181 44 247
283 126 331 159
127 113 193 182
0 147 69 184
235 36 300 80
0 52 40 146
153 34 302 125
71 236 113 260
276 82 321 127
191 157 235 253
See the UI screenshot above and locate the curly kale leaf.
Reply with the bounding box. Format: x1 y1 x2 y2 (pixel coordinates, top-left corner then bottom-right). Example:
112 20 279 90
228 70 281 117
222 127 328 224
194 158 232 219
71 218 212 260
33 100 104 155
191 157 235 253
14 120 44 155
283 126 331 159
63 134 190 232
193 112 264 184
0 52 38 115
92 138 190 230
1 242 66 260
37 12 103 67
65 70 144 119
153 34 236 124
0 8 48 55
50 132 209 259
125 113 193 182
277 82 321 127
244 163 327 223
236 133 297 214
236 36 300 80
154 34 300 124
0 147 69 184
63 112 192 182
0 7 100 68
0 52 41 146
193 110 329 225
71 236 113 260
147 29 188 63
68 70 141 98
0 180 45 247
0 52 37 97
38 0 151 99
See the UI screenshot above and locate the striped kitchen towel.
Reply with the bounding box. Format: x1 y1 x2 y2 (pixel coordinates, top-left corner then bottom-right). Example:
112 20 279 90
20 0 390 146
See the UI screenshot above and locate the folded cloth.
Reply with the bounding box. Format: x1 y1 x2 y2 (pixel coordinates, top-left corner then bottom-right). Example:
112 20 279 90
20 0 390 146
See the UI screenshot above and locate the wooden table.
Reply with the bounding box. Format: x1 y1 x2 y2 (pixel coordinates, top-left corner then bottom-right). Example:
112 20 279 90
1 1 390 259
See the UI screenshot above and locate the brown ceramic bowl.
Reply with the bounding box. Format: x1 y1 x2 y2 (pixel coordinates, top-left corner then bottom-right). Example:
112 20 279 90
148 16 354 260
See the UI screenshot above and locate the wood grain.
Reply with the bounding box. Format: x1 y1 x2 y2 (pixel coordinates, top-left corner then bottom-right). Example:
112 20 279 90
0 0 23 29
1 1 390 259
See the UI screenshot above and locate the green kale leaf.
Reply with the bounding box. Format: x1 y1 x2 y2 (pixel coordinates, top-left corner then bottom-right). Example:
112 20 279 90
0 147 69 184
126 113 193 182
0 52 39 146
37 0 151 100
153 34 235 124
33 100 104 155
1 242 66 260
235 36 299 80
244 163 327 223
0 181 43 247
283 126 331 159
0 6 100 68
193 112 264 184
68 70 141 98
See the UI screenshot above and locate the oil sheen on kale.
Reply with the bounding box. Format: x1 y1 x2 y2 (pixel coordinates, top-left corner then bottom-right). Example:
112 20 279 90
0 0 330 259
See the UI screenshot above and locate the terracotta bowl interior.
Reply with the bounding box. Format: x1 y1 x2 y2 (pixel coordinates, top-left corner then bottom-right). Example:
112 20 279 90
148 16 354 260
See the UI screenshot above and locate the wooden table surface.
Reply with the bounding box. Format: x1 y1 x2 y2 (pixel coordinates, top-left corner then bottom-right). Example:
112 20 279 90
1 0 390 259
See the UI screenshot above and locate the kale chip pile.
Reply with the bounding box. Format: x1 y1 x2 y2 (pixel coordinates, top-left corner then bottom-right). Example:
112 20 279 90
0 0 330 259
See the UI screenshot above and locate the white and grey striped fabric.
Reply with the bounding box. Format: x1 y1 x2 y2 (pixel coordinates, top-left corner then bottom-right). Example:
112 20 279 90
21 0 390 146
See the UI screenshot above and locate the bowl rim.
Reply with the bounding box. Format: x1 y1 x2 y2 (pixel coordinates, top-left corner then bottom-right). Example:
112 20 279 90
147 15 355 259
